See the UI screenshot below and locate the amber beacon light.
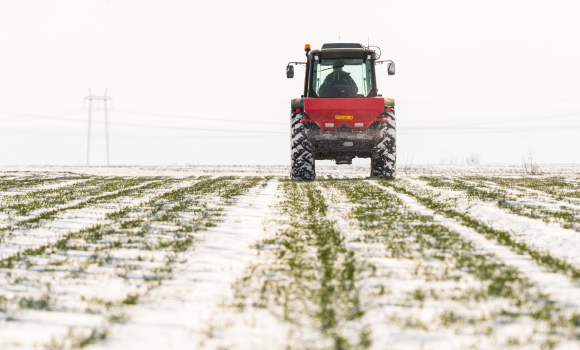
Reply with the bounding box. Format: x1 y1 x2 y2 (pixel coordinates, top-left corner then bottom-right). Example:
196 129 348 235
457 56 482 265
304 44 311 53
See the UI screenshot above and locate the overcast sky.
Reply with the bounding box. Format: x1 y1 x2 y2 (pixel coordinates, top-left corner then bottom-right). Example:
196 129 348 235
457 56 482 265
1 0 579 166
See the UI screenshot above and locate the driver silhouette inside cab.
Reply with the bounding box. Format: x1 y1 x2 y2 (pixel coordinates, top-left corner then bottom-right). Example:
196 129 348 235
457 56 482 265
318 60 359 97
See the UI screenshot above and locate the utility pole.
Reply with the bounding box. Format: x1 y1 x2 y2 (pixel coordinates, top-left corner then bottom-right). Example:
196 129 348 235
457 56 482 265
84 89 113 166
103 89 110 166
86 89 92 166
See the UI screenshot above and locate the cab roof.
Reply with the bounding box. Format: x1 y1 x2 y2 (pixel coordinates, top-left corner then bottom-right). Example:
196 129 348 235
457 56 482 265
310 43 376 59
321 43 363 49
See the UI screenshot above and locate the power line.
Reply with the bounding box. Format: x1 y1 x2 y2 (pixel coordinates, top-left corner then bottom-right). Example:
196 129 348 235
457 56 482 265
401 111 580 130
398 126 580 135
93 118 287 134
2 110 579 134
1 112 288 134
398 97 580 105
0 109 85 122
0 108 289 127
0 129 285 139
115 109 288 125
3 111 578 136
1 92 579 137
112 95 288 105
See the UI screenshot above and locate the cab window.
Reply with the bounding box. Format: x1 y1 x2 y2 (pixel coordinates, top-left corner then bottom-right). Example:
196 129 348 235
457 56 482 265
312 58 373 98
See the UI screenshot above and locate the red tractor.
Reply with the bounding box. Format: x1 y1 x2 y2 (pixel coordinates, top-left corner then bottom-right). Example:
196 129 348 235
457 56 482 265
287 43 396 181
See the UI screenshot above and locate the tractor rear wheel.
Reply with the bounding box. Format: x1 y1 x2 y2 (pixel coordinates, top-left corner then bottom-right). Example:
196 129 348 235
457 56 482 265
371 119 396 179
290 111 315 181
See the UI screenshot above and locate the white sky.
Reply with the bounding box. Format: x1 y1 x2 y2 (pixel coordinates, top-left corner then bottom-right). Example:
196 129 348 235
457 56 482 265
0 0 579 166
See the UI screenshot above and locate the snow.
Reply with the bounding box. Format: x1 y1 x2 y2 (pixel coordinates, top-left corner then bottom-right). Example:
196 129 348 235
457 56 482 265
2 166 580 349
1 164 579 178
0 178 87 198
0 180 193 260
89 180 289 350
368 180 580 310
406 178 580 270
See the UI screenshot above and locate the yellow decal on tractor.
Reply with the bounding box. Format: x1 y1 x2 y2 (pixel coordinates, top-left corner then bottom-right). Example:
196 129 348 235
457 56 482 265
335 115 353 119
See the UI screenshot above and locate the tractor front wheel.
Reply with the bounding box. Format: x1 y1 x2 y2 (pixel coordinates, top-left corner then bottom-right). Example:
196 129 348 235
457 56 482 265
290 111 315 181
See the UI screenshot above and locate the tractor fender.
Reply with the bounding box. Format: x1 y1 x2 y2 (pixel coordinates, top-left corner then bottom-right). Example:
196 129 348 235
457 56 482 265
291 98 304 110
382 97 395 108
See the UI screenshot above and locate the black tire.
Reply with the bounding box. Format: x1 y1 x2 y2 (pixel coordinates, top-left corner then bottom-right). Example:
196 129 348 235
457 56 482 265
371 113 396 179
290 110 316 181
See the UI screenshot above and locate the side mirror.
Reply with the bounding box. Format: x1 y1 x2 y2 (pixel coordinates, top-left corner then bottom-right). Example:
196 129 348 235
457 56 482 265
286 65 294 79
387 62 395 75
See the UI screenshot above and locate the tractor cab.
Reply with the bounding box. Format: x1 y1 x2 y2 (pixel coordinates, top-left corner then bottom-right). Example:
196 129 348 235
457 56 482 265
287 43 394 99
308 44 378 98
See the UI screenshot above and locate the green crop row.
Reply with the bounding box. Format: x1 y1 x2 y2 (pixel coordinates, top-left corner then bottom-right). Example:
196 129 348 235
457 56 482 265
469 176 580 200
336 180 580 348
234 181 371 350
0 177 148 217
421 177 580 232
0 178 181 243
234 179 580 349
382 179 580 281
0 176 88 193
0 176 264 349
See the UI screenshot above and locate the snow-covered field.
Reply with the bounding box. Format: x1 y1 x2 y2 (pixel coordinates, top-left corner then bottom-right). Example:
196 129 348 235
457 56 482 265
1 165 580 350
1 163 579 177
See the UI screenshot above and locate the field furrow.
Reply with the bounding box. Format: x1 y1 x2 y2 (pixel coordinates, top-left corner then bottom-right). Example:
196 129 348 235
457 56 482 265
0 176 263 349
231 180 371 349
3 173 580 350
420 176 580 231
0 177 158 228
368 181 580 303
0 178 183 259
389 178 580 280
220 179 580 349
88 178 284 350
0 177 90 195
337 180 580 349
472 176 580 201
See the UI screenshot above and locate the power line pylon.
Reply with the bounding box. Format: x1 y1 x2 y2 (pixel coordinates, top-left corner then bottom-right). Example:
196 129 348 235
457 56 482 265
84 89 113 166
